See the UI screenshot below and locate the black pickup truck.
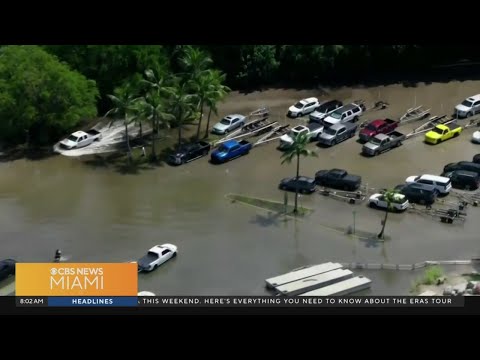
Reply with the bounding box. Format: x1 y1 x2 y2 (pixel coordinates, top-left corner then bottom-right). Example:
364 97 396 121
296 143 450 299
314 168 362 191
168 141 211 165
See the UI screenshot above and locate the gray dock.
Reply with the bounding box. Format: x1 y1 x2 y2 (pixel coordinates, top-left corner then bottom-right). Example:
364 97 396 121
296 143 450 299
265 262 343 289
300 276 372 296
275 269 353 296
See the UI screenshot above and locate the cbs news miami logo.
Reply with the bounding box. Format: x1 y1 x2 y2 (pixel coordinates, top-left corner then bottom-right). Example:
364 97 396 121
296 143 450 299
16 263 138 296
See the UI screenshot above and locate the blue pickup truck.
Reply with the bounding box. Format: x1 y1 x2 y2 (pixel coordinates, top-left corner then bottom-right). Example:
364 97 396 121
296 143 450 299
211 139 252 163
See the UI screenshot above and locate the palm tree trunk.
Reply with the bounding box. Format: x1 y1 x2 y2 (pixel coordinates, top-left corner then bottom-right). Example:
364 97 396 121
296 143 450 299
378 208 389 239
294 153 300 213
125 121 132 162
196 99 204 141
178 111 183 147
204 107 212 138
151 118 156 160
139 121 143 139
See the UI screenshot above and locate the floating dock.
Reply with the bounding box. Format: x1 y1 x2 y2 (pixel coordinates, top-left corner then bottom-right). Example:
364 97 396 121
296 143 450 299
275 269 353 296
265 262 343 289
300 276 372 296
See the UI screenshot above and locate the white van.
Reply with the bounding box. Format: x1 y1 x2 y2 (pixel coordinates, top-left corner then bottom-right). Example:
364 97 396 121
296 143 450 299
405 174 452 194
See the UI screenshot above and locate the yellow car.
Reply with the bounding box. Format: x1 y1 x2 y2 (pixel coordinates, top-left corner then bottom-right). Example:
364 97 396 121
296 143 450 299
425 124 462 144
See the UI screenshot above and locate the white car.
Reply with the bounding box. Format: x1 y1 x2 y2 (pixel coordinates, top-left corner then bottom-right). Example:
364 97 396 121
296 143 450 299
405 174 452 194
287 97 320 118
211 114 246 135
472 131 480 144
137 244 177 272
454 94 480 118
368 193 409 212
59 129 102 150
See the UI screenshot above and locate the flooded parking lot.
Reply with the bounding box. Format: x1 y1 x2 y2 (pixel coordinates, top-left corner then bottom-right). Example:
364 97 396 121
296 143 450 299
1 80 480 295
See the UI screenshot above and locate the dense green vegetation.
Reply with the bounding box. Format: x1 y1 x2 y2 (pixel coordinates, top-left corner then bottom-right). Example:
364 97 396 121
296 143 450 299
2 44 480 149
0 46 98 146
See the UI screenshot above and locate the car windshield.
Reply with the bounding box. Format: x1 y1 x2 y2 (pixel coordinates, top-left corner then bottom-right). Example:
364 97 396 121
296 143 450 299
365 124 377 131
329 112 342 119
324 128 337 135
67 135 79 142
220 119 231 125
294 102 304 109
370 137 382 145
461 100 473 107
218 145 228 152
432 127 444 134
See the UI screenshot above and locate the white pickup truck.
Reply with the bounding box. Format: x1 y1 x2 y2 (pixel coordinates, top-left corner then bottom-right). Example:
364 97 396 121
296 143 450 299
279 124 324 149
59 129 102 150
137 244 178 272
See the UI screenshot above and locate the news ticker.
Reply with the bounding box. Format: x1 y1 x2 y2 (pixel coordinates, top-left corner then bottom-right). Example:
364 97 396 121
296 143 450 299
15 296 465 307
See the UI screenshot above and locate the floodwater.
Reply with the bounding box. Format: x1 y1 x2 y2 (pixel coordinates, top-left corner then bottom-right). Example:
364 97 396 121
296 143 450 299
2 80 480 295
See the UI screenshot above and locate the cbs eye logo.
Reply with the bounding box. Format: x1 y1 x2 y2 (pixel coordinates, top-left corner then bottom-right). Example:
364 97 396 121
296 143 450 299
50 268 58 275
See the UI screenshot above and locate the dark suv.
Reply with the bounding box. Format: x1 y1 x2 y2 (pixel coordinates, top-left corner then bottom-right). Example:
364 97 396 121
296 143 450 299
395 183 437 205
443 161 480 175
279 176 317 194
441 170 480 190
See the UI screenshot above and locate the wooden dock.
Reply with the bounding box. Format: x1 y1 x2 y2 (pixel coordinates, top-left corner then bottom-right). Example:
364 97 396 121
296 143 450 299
275 269 353 296
300 276 372 296
265 262 343 289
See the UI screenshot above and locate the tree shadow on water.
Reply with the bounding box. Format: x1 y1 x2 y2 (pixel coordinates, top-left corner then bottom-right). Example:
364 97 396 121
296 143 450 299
249 211 290 228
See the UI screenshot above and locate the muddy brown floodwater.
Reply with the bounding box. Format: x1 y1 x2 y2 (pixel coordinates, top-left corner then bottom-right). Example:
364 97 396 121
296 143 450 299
1 80 480 295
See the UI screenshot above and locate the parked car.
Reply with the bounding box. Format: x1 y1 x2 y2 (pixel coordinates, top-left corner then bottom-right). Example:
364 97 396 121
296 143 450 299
424 124 462 145
59 129 102 150
441 170 480 190
362 131 405 156
472 131 480 144
443 161 480 175
395 183 437 205
279 123 324 149
315 168 361 191
137 244 177 272
0 259 16 282
210 139 252 163
405 174 452 195
368 192 409 212
279 176 316 194
322 103 363 128
287 97 320 118
358 119 399 142
317 122 357 146
211 114 246 135
454 94 480 118
309 100 343 123
167 141 211 165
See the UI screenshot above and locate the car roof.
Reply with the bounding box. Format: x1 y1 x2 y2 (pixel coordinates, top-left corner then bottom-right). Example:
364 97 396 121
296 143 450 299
435 124 449 130
466 94 480 102
224 114 244 120
329 123 347 130
298 97 318 104
417 174 450 182
292 125 307 131
296 176 315 182
374 133 389 140
368 119 387 127
222 140 239 148
72 131 88 137
451 170 479 177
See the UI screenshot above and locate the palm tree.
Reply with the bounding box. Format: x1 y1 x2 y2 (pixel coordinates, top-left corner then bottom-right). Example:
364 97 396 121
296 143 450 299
377 189 397 239
280 132 317 214
141 69 175 159
105 87 139 161
204 70 231 138
179 47 214 140
165 80 196 147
